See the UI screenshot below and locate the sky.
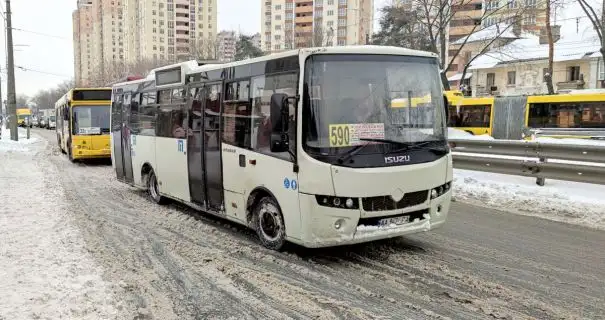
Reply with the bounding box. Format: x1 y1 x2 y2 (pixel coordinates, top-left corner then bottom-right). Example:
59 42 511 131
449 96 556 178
2 0 592 103
0 0 392 103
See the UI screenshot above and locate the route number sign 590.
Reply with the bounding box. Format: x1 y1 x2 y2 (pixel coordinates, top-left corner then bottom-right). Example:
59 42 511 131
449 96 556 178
328 123 385 148
329 124 351 147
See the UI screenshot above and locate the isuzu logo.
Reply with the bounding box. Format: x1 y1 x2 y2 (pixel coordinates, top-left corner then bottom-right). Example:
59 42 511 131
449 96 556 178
385 155 411 164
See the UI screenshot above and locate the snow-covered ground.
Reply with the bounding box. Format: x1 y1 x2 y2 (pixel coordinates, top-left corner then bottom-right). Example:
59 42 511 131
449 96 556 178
448 128 605 230
453 169 605 230
0 128 120 319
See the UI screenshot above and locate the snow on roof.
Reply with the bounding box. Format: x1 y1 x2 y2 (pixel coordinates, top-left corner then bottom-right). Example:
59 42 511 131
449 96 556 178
447 72 473 82
452 23 518 45
468 2 601 70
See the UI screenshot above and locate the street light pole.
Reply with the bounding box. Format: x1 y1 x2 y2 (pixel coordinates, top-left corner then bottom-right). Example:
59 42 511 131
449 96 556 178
5 0 17 141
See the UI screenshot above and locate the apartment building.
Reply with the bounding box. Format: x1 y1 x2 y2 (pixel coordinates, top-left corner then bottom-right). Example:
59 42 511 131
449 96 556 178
217 30 237 62
261 0 374 53
73 0 217 85
72 0 94 86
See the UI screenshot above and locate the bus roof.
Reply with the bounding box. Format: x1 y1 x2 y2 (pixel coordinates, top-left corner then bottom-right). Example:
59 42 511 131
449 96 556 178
527 93 605 103
190 45 438 74
111 45 439 89
456 96 494 106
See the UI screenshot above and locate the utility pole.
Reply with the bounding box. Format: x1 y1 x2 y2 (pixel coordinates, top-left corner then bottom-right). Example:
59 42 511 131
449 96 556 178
5 0 17 141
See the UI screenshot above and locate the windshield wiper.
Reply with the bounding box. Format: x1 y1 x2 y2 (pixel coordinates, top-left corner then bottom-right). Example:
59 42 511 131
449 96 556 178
387 140 448 155
337 142 373 164
337 138 405 164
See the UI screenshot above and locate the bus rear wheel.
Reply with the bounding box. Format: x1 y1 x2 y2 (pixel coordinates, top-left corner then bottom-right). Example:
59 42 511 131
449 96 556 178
253 197 286 251
147 170 167 205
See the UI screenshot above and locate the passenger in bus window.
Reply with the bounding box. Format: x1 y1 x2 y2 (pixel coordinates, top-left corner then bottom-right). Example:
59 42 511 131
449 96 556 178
171 111 190 138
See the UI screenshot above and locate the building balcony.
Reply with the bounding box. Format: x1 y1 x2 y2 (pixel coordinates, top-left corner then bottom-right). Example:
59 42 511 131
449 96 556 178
295 5 313 14
295 15 313 24
557 79 586 90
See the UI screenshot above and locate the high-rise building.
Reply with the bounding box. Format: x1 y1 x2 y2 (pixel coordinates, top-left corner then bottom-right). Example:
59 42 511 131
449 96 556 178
73 0 217 85
261 0 374 53
73 0 94 86
217 30 237 62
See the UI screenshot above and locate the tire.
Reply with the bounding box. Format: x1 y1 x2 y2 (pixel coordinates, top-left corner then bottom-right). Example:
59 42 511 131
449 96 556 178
253 197 286 251
67 142 75 162
147 170 167 205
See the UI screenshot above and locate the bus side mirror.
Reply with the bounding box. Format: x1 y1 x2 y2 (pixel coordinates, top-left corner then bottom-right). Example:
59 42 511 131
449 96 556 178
443 95 449 121
270 93 290 153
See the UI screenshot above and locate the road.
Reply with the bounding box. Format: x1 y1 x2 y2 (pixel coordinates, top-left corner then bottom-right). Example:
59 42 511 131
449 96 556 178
34 128 605 320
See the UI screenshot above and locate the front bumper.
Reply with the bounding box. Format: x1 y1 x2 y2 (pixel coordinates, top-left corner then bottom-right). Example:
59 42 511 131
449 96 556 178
295 191 451 248
72 147 111 159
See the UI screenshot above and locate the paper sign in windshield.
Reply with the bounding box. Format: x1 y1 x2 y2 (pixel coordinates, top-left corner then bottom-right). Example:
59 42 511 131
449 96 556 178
79 127 101 135
329 123 385 147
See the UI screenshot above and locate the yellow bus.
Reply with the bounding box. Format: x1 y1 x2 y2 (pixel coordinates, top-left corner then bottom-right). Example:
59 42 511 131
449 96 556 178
17 108 32 127
447 96 494 136
525 92 605 139
55 88 112 161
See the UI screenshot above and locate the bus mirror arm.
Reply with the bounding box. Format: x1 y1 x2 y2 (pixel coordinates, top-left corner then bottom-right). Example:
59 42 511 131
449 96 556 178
270 93 290 153
443 95 449 121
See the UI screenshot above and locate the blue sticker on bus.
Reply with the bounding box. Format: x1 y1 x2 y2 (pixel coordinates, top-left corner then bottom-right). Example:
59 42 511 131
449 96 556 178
177 139 184 152
291 180 297 190
283 178 290 189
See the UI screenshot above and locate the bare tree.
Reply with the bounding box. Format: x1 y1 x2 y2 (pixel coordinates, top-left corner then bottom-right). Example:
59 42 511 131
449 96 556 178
578 0 605 87
545 0 555 94
544 0 567 94
190 37 220 60
458 19 524 88
412 0 525 89
30 79 76 111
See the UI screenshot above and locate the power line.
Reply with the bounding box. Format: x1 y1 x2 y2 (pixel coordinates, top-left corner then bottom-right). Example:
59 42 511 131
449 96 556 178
15 65 71 78
10 27 69 40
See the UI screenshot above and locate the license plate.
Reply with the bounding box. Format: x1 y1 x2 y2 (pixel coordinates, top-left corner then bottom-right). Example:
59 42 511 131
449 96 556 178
378 215 410 227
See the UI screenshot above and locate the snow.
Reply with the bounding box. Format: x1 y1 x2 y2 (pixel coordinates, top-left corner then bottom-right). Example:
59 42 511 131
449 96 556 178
532 136 605 146
453 169 605 230
0 130 119 319
451 23 518 45
469 2 601 70
448 127 495 140
0 127 39 152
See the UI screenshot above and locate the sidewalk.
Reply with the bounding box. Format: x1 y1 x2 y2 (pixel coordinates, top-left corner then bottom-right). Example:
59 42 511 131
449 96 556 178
0 128 120 319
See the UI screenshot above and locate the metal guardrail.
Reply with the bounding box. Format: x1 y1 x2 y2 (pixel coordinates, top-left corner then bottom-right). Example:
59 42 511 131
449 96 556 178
449 139 605 185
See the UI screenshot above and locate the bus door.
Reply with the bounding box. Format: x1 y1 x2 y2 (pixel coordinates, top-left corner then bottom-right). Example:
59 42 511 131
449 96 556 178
112 94 126 180
121 93 134 183
187 85 207 206
187 82 224 211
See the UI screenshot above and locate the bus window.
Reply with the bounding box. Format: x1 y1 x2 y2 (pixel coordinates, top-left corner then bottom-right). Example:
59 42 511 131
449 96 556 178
527 102 605 128
458 105 490 128
580 103 605 127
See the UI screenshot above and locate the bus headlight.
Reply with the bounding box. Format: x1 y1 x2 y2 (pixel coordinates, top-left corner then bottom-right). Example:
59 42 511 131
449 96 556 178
431 182 452 199
315 195 359 210
345 198 354 208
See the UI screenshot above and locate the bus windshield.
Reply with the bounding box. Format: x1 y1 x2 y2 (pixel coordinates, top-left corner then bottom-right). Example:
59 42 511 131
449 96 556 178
72 105 110 135
303 54 446 156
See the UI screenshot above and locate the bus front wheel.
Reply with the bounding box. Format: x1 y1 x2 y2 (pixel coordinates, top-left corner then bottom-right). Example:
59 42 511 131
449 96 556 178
147 170 167 205
253 197 286 251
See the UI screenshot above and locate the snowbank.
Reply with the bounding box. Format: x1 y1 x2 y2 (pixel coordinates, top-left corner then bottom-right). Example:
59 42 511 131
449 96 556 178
453 169 605 230
0 134 119 319
0 127 39 152
532 136 605 146
448 128 494 140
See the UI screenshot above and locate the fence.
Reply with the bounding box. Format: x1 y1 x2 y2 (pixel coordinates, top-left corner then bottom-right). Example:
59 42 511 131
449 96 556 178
449 139 605 185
